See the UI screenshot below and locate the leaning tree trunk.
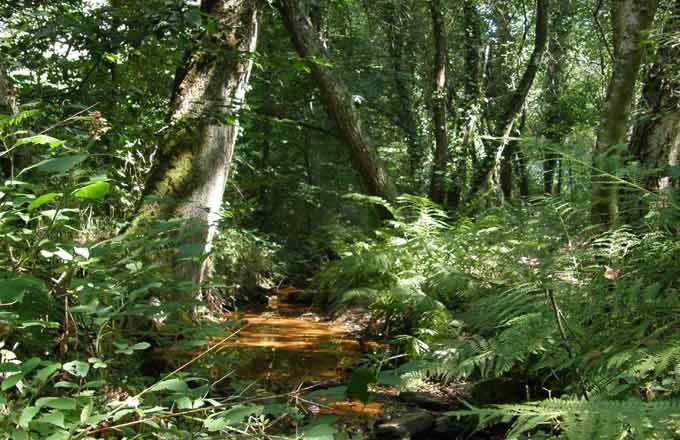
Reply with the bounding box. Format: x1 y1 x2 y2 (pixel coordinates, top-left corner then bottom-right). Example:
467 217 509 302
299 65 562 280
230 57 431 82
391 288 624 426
277 0 398 212
133 0 260 287
428 0 450 205
628 0 680 204
468 0 549 200
591 0 657 228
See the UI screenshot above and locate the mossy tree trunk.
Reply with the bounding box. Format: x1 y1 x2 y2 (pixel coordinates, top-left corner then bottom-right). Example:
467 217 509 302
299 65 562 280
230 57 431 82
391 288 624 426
591 0 657 227
277 0 398 214
628 0 680 212
428 0 450 205
468 0 549 200
134 0 260 287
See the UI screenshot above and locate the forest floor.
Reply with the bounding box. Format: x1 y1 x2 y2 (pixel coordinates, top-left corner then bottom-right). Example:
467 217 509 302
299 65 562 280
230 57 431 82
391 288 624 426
214 289 491 439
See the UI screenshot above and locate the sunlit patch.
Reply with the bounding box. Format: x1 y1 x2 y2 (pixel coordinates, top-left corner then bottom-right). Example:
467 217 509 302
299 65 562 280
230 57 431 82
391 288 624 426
321 400 384 418
220 292 373 383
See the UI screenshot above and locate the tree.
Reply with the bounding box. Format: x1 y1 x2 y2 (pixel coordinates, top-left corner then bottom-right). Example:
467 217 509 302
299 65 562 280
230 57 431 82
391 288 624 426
428 0 450 205
133 0 260 287
541 0 574 195
628 0 680 200
591 0 657 227
276 0 398 212
468 0 550 200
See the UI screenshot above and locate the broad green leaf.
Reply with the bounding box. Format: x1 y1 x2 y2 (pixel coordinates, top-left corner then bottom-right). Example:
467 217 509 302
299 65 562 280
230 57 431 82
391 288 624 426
63 360 90 378
74 181 110 200
27 193 61 211
221 404 263 426
301 416 339 440
19 154 88 176
15 134 64 148
44 429 69 440
38 411 66 428
1 372 24 390
19 406 39 428
130 342 151 351
11 430 28 440
35 362 62 382
0 277 44 304
21 357 42 374
149 378 188 393
36 397 77 410
203 416 227 432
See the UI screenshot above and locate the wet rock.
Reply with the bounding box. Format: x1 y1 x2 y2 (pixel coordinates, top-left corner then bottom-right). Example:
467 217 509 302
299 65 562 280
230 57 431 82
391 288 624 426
375 410 434 439
430 414 472 439
398 391 451 411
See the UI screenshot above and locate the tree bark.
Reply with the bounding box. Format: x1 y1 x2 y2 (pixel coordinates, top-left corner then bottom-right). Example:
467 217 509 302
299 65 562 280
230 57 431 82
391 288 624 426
629 0 680 195
277 0 398 212
468 0 550 200
0 63 17 116
447 0 483 209
428 0 449 205
133 0 260 287
542 0 574 195
591 0 657 227
383 1 423 188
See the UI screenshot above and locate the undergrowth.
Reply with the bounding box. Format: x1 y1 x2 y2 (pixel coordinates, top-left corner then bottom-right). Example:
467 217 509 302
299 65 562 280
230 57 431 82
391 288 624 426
314 193 680 438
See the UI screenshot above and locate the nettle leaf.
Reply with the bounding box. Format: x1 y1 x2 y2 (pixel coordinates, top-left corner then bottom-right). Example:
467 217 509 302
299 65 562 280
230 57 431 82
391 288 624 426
36 397 77 410
19 154 88 176
74 181 110 200
203 405 263 432
149 378 188 393
63 360 90 378
15 134 64 148
27 193 61 211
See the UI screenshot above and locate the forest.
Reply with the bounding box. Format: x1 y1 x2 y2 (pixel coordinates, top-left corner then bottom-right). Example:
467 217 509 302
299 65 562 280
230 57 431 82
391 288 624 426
1 0 679 438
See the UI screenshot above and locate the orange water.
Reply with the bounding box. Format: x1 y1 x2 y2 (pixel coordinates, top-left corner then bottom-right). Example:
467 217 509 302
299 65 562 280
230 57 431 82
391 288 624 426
220 290 384 417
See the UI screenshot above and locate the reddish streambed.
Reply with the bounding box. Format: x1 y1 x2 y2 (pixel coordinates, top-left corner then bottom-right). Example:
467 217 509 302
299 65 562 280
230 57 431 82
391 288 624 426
221 289 384 418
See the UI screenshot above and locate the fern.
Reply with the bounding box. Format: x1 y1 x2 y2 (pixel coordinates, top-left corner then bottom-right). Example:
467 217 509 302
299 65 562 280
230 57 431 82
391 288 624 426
452 398 680 439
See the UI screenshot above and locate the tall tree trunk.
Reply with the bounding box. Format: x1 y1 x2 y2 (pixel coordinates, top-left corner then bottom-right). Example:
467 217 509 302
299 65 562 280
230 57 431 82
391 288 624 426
1 61 19 179
0 64 17 116
468 0 549 200
133 0 260 287
542 0 574 195
628 0 680 198
383 1 423 188
277 0 398 212
591 0 657 227
447 0 483 209
501 108 529 200
428 0 449 204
